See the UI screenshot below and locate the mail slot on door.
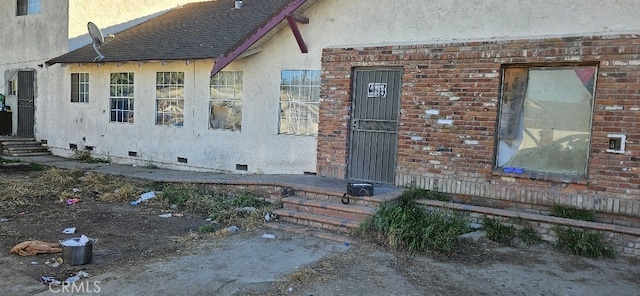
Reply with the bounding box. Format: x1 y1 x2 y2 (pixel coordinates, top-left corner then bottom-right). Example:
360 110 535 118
346 182 373 196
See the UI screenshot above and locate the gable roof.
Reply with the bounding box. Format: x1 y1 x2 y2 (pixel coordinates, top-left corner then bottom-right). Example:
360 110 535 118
46 0 303 65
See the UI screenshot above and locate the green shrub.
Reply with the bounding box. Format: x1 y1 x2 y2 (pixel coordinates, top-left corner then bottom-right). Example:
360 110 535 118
400 184 451 204
0 157 21 163
357 195 470 254
28 162 47 171
198 224 215 233
518 224 543 245
551 205 595 221
483 217 516 245
554 226 616 258
483 217 543 246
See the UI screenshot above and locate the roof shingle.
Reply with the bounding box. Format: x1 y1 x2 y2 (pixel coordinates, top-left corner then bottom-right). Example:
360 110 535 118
47 0 293 64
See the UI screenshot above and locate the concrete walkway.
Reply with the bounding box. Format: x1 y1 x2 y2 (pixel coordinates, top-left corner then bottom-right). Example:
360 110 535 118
9 154 403 198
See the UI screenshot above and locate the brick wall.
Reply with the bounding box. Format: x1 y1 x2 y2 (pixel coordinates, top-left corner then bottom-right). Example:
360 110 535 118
318 34 640 218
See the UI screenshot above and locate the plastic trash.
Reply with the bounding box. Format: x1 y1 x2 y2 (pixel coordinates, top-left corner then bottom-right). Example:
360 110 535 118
39 276 61 286
45 257 63 267
66 198 81 205
31 261 38 265
0 218 8 222
227 225 239 232
130 191 156 205
61 235 91 247
64 276 80 284
503 167 524 174
261 233 276 239
264 213 272 222
237 206 256 213
62 227 76 234
158 213 172 218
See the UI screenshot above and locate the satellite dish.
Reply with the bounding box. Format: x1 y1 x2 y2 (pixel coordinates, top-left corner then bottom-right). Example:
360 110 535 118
87 22 114 62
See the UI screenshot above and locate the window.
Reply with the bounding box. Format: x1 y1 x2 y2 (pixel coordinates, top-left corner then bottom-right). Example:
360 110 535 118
279 70 320 135
496 65 596 176
109 73 134 123
210 71 243 131
8 79 17 96
71 73 89 103
17 0 41 16
155 72 184 126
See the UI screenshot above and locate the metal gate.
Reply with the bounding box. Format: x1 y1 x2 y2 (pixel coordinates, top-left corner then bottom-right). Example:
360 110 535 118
348 68 402 183
17 70 35 138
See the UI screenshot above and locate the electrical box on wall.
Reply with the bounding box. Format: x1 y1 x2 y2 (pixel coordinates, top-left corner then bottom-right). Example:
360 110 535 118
606 134 626 154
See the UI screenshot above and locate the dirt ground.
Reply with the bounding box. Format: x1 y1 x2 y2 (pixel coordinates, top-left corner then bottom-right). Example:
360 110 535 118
1 163 640 295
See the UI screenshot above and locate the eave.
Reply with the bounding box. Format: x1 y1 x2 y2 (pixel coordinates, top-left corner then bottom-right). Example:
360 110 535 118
210 0 312 77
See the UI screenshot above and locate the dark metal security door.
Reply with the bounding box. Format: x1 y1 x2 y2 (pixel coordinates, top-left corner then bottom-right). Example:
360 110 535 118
17 70 35 138
348 68 402 183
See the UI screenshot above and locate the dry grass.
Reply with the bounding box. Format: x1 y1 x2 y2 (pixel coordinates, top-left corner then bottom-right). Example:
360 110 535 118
286 267 317 283
0 166 149 210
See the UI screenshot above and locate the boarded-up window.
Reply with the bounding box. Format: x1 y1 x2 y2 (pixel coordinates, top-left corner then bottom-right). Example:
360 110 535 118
496 66 596 176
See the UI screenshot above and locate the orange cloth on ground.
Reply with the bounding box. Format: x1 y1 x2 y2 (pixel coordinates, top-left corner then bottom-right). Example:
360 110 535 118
10 240 62 256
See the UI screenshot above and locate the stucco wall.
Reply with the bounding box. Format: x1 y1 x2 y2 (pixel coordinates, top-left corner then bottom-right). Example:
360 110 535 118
37 0 640 175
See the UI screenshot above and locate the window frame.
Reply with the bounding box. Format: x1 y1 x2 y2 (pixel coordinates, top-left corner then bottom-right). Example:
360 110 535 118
495 64 597 177
109 72 135 124
17 0 41 16
8 79 17 96
209 71 243 131
278 69 320 136
71 73 89 103
155 71 185 127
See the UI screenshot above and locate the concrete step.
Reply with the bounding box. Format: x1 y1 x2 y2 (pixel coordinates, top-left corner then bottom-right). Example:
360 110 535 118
1 137 50 157
282 196 376 222
262 222 356 245
2 151 52 157
295 191 390 208
272 208 363 234
5 145 48 151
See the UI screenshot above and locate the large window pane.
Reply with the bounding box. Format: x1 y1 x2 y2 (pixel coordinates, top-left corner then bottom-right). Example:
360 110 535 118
496 66 596 175
279 70 320 135
110 73 134 123
156 72 184 126
210 71 242 131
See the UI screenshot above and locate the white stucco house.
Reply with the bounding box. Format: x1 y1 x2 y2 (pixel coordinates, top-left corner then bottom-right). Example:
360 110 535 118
4 0 640 221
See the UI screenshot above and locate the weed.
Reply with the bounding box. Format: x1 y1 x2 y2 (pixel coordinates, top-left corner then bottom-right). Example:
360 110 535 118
72 150 110 163
483 217 543 246
198 224 215 233
400 184 451 205
518 225 543 245
551 204 595 221
357 187 470 254
483 217 516 245
0 157 21 163
554 226 616 258
28 162 46 171
156 184 275 229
